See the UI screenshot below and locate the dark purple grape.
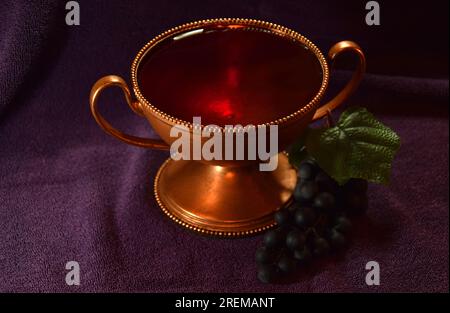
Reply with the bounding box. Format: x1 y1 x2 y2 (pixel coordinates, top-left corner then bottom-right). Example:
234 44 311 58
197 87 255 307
294 207 316 227
293 183 302 202
333 216 352 234
329 230 347 250
298 160 318 181
263 230 284 248
313 237 330 257
274 210 291 226
286 230 306 250
313 192 336 212
255 246 277 264
294 181 319 203
277 253 297 273
257 264 279 283
294 247 312 264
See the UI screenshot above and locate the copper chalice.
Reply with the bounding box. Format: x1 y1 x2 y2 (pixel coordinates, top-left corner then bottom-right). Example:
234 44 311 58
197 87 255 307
89 18 365 237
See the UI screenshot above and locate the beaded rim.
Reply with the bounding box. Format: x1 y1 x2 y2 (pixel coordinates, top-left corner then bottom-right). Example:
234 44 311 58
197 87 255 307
131 18 329 131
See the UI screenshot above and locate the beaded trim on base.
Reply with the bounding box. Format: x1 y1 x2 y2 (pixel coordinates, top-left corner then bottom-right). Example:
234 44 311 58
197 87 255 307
153 158 286 237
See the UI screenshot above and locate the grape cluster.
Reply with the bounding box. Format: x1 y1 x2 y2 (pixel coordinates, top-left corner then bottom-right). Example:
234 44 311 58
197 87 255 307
256 159 369 283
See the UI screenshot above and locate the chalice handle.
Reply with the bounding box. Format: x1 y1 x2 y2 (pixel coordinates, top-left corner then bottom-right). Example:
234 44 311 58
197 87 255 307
89 75 169 149
312 41 366 121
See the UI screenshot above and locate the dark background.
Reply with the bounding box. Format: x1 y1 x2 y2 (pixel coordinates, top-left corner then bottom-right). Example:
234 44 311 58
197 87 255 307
0 0 448 292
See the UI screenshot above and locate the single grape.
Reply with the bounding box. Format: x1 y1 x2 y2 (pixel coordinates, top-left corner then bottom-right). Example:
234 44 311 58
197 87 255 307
255 246 277 264
294 247 312 264
333 216 352 234
263 230 284 248
294 207 316 227
257 264 279 283
329 229 347 250
274 210 291 226
313 237 330 257
294 212 306 227
294 181 319 203
313 192 336 212
277 253 297 273
286 230 306 250
298 160 318 181
345 178 368 194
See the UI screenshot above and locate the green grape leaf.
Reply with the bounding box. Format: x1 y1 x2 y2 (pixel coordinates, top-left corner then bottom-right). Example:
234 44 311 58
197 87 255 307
305 107 401 185
287 129 310 168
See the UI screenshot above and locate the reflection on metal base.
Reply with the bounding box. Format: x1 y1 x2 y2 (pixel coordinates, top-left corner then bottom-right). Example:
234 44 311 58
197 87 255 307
154 153 297 237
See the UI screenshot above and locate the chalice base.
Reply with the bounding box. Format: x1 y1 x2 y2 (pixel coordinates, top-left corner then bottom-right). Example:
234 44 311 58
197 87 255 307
154 153 297 237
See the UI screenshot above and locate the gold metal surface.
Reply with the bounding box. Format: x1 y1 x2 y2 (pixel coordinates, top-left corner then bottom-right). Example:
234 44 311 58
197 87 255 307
89 75 170 149
89 18 366 237
312 40 366 121
155 153 296 236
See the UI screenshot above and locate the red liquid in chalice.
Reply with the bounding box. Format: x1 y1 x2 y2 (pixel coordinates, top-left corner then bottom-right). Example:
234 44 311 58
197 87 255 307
138 26 323 126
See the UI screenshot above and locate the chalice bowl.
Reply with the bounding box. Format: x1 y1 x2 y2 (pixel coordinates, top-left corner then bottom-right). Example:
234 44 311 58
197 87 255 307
89 18 365 237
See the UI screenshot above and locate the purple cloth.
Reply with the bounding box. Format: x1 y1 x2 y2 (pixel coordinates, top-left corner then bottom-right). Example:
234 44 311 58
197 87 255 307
0 0 448 292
